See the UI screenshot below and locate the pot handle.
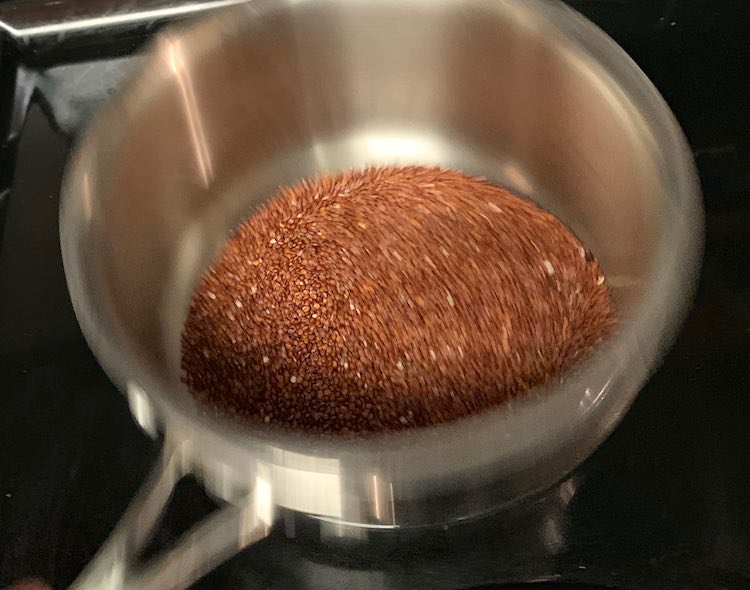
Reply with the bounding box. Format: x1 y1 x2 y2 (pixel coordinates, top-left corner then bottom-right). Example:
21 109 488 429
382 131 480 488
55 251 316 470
69 440 271 590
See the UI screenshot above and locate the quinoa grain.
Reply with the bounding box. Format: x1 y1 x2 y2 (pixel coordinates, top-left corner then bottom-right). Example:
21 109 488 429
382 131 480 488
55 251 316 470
181 166 616 434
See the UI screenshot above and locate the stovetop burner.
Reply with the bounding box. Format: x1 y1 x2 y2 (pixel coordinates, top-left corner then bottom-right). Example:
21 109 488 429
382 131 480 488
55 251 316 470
1 1 749 588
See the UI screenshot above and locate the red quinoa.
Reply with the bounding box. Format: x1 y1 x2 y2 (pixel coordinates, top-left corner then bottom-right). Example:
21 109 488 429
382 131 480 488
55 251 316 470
181 166 616 434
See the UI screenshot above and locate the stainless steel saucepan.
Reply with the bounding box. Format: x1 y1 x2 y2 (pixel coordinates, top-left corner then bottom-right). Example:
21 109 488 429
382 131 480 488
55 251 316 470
59 0 702 587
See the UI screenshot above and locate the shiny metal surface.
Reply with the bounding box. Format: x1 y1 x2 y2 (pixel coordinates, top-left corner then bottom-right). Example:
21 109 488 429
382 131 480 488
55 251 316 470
59 0 701 586
0 0 243 38
68 441 270 590
0 0 246 63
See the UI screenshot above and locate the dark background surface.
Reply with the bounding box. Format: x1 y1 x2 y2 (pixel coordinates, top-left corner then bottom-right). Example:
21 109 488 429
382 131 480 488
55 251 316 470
1 0 749 588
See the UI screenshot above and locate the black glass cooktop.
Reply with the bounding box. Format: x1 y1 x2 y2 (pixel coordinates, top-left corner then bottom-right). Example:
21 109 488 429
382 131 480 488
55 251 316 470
1 1 749 588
